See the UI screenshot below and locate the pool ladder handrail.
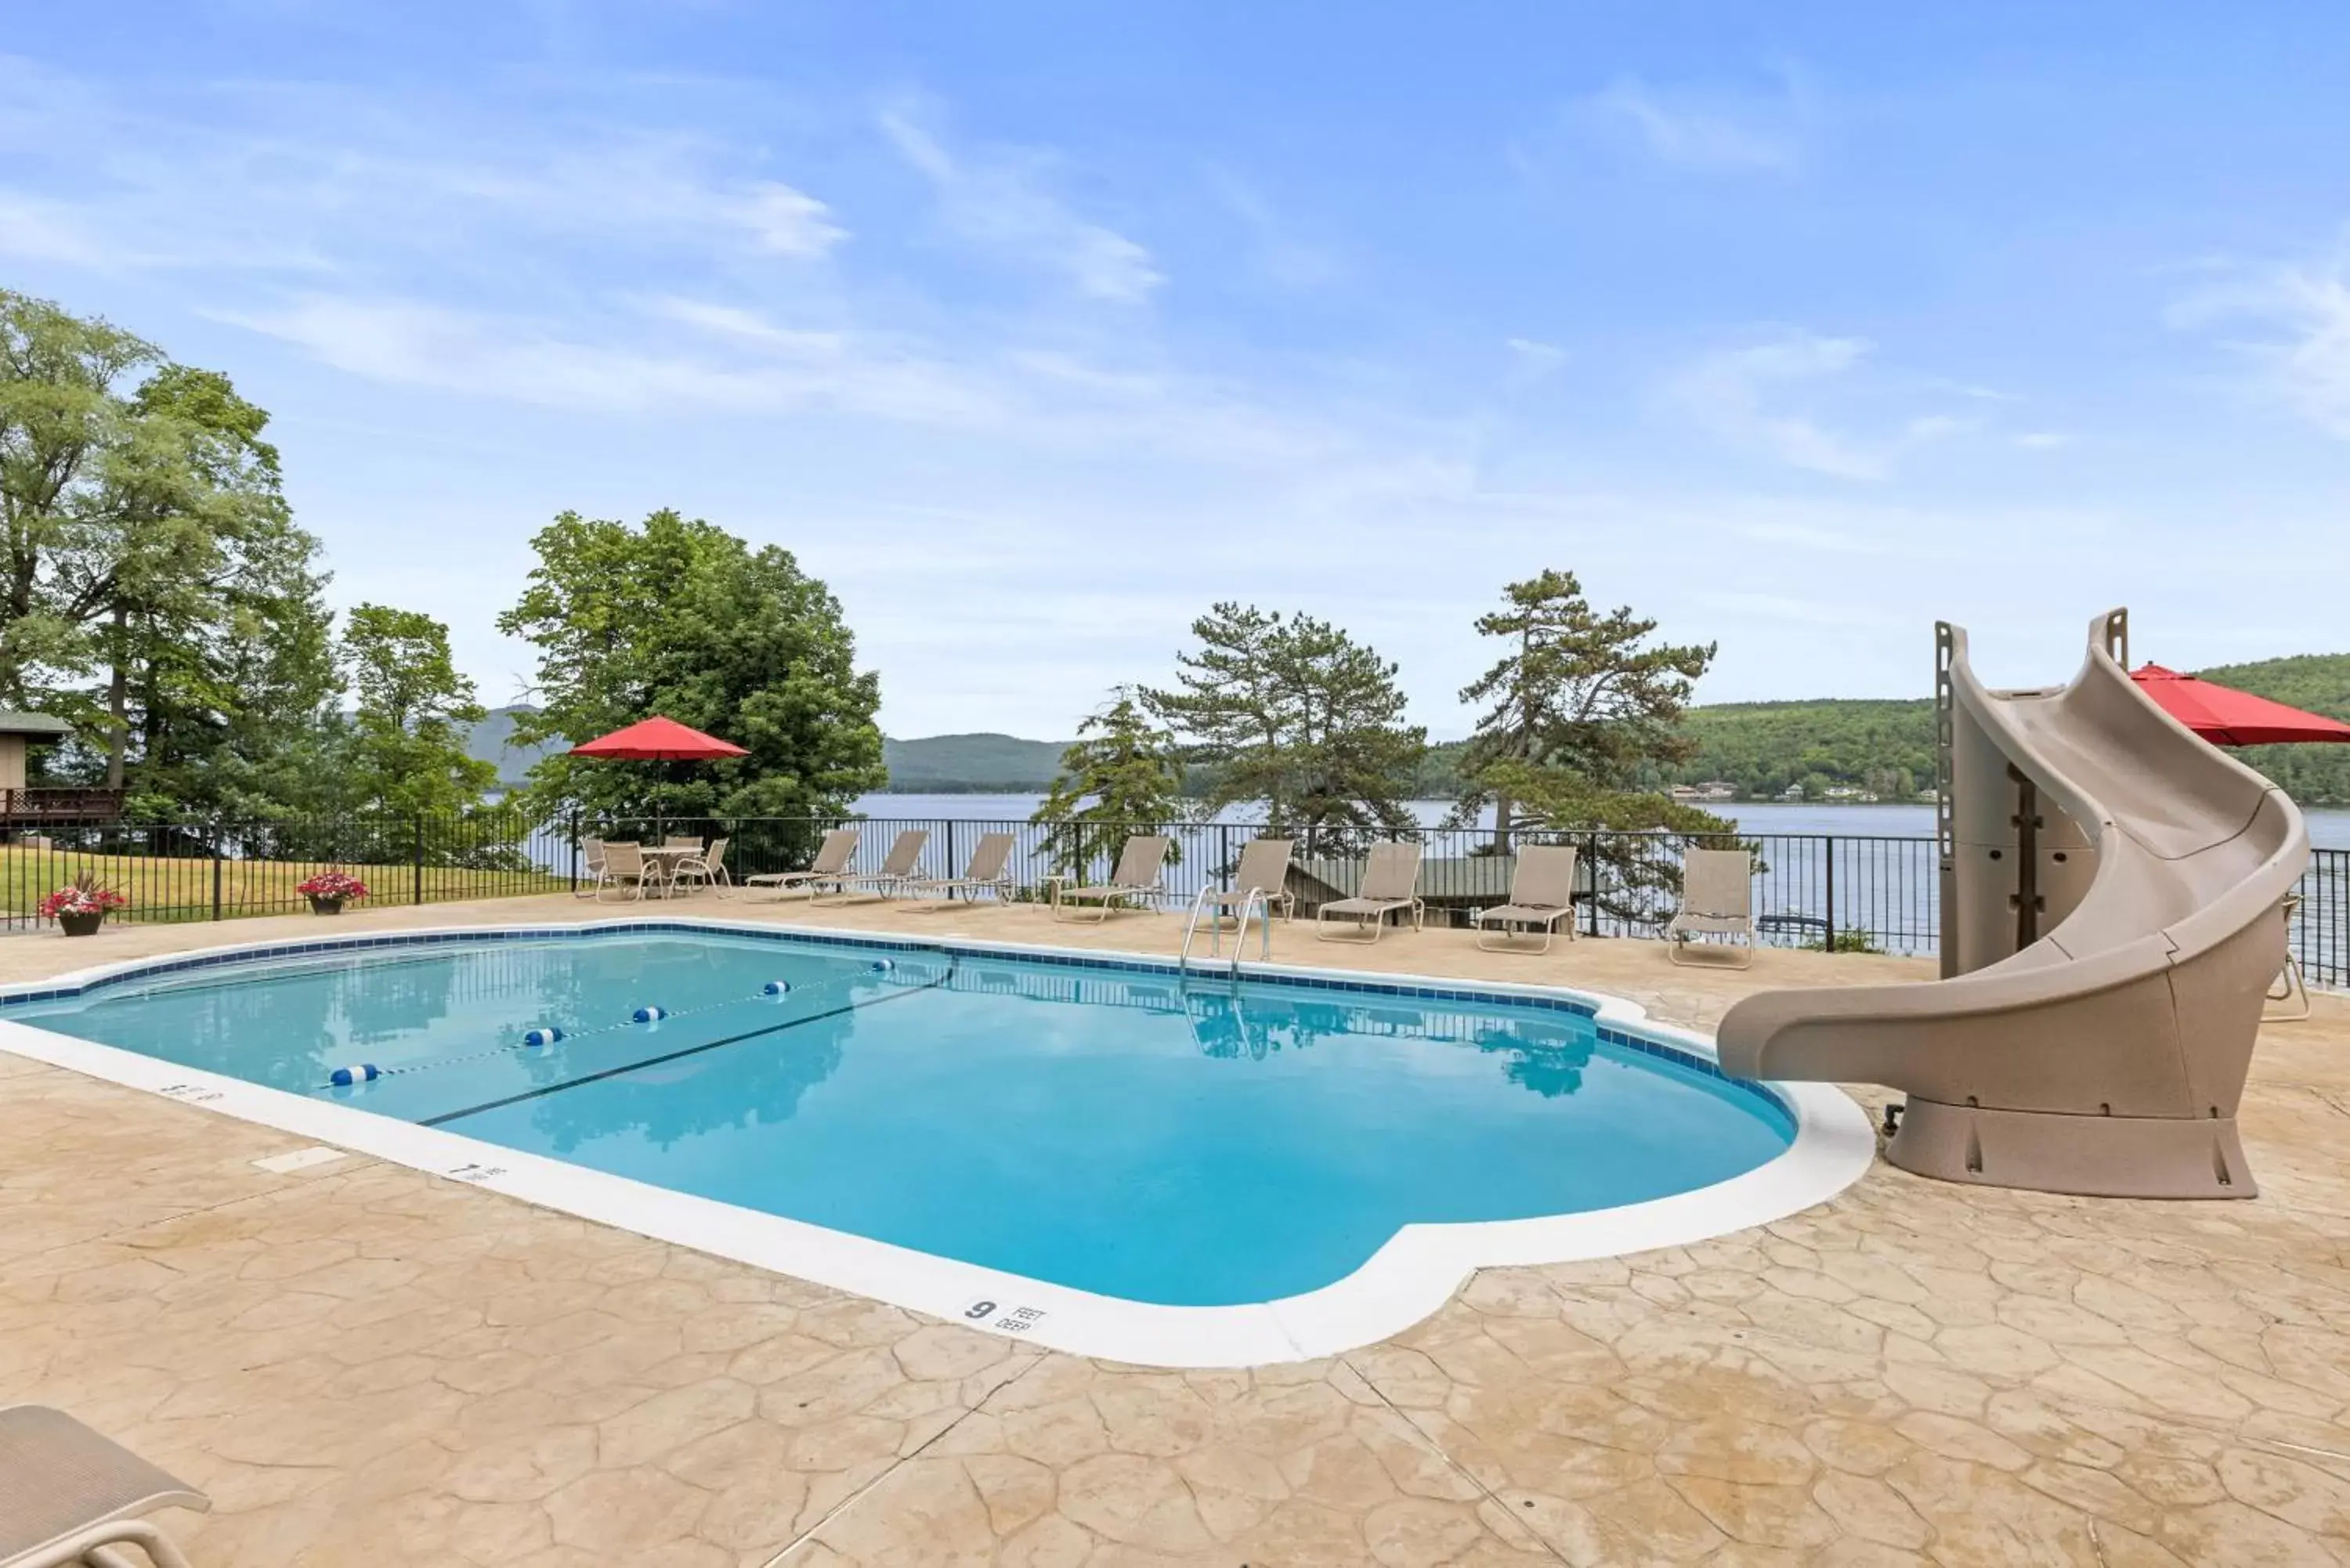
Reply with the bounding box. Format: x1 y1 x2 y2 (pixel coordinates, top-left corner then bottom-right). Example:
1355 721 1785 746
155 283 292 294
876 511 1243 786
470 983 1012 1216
1179 885 1272 975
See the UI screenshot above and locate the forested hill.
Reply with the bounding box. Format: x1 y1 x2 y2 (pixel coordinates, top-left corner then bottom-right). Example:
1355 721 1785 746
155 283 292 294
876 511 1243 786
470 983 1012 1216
880 733 1068 791
472 653 2350 804
1656 652 2350 804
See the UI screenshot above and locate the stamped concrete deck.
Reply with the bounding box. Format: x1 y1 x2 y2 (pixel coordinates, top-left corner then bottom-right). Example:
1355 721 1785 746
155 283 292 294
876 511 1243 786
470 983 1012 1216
3 892 2347 1566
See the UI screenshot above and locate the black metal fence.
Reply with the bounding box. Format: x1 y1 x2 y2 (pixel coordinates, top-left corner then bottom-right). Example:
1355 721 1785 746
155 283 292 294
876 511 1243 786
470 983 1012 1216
5 807 2342 993
0 810 570 929
598 812 2347 990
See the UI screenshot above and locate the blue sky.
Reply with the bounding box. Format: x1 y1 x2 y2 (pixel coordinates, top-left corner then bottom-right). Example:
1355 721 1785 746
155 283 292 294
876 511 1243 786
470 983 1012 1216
5 2 2347 738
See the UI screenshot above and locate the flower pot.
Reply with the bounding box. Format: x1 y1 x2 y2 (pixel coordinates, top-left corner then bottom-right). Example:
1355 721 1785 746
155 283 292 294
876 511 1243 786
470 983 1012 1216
309 896 347 916
58 911 106 938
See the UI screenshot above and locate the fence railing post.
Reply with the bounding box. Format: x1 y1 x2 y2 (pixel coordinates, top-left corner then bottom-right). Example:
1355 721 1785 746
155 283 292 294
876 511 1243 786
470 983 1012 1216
1585 831 1601 937
945 817 960 901
212 831 223 922
1824 834 1837 948
412 812 425 907
569 810 581 894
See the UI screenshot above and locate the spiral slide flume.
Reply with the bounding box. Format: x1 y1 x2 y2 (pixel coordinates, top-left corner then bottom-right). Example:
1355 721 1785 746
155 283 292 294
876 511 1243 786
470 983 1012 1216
1717 609 2308 1198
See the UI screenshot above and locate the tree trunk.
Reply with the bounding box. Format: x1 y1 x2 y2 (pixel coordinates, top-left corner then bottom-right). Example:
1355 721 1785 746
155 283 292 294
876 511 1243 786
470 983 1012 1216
105 606 129 790
1493 791 1513 854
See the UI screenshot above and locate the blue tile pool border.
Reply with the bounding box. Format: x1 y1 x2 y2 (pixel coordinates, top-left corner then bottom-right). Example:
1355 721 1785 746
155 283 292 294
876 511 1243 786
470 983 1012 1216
0 919 1795 1127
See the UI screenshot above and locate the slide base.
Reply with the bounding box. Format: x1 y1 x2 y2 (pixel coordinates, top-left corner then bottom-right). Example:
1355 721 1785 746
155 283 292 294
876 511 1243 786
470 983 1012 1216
1888 1098 2258 1200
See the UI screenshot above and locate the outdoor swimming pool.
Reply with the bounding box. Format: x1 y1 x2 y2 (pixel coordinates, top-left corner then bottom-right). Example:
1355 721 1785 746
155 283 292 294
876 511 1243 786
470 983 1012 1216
0 923 1866 1359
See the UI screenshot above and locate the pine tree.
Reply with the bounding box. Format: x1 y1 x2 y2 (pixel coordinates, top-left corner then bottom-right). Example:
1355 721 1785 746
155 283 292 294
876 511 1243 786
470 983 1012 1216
1031 688 1187 879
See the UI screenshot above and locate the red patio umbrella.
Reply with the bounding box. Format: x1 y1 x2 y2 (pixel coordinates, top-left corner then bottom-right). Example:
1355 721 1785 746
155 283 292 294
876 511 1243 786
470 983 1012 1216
568 715 748 761
2130 665 2350 748
569 717 747 840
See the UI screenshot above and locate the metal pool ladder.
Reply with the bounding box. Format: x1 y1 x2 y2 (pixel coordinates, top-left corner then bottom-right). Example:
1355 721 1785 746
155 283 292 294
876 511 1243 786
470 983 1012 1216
1180 886 1271 975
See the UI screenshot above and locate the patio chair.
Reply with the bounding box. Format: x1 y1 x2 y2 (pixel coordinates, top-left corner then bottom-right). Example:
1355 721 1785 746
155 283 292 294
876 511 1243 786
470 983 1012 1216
1474 844 1580 953
815 829 930 904
743 827 861 902
0 1404 210 1568
671 836 731 896
902 832 1018 910
594 840 671 902
1314 841 1425 944
576 837 609 898
1665 847 1755 966
1051 835 1171 923
663 835 703 849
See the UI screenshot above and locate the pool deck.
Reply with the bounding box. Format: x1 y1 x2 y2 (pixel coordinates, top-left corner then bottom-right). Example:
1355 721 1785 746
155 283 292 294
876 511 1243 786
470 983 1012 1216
3 892 2347 1566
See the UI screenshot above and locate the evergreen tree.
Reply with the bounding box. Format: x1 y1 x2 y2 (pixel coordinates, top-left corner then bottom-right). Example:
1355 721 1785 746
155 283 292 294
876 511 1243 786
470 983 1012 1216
1031 688 1187 879
1145 603 1423 857
1454 569 1721 847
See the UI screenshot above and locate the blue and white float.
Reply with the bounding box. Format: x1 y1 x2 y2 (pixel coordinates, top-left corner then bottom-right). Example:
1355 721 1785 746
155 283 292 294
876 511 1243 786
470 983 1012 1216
631 1005 667 1024
328 1064 381 1086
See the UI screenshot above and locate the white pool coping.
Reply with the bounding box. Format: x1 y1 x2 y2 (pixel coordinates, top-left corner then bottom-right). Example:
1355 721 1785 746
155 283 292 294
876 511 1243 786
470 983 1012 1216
0 917 1876 1369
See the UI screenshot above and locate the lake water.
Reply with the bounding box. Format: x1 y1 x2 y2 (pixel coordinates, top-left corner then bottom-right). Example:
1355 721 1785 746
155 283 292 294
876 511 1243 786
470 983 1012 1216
853 794 2350 851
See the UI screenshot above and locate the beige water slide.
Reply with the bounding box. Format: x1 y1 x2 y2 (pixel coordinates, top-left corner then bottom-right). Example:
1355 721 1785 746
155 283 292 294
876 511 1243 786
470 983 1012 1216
1718 609 2309 1199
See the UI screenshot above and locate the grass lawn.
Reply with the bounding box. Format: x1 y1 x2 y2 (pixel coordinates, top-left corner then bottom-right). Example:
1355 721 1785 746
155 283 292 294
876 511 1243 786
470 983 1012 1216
0 843 568 926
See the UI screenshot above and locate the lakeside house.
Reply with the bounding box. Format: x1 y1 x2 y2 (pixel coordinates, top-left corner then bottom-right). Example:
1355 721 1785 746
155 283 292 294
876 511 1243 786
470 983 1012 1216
0 712 121 823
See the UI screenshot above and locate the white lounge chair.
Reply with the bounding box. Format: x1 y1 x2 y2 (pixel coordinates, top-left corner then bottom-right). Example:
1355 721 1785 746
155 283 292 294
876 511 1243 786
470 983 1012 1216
1665 847 1755 966
1051 836 1171 923
816 829 930 904
1315 842 1425 943
1474 844 1580 953
743 827 860 902
902 832 1018 909
593 841 669 901
0 1404 211 1568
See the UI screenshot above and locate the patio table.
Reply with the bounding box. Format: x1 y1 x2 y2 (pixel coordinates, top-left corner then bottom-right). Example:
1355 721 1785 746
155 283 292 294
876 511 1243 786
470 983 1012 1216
640 846 705 896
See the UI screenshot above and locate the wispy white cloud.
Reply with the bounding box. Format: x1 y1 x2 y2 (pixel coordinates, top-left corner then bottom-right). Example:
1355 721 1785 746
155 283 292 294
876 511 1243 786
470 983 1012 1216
1670 331 1886 478
0 58 844 277
878 95 1162 302
1207 172 1341 290
1668 330 1983 480
2167 242 2350 439
1578 67 1814 175
1505 337 1566 381
2014 430 2073 450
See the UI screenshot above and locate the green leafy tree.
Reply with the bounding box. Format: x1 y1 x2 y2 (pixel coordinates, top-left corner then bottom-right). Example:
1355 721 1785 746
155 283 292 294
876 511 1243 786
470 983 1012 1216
1 291 342 816
339 604 494 815
1453 569 1719 847
499 509 885 845
1032 688 1188 879
1144 603 1423 856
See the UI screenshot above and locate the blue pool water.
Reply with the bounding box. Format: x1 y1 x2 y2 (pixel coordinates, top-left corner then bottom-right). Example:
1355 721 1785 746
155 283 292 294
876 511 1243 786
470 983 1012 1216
11 931 1794 1306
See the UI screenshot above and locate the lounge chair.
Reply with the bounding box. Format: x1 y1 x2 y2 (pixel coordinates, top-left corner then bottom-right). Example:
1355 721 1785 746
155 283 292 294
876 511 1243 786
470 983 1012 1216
1314 841 1425 943
1665 847 1755 966
1474 844 1580 952
2266 894 2312 1021
815 829 930 904
743 827 860 901
593 841 670 901
1195 836 1296 923
1051 835 1171 923
0 1404 210 1568
902 832 1017 909
671 836 731 895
